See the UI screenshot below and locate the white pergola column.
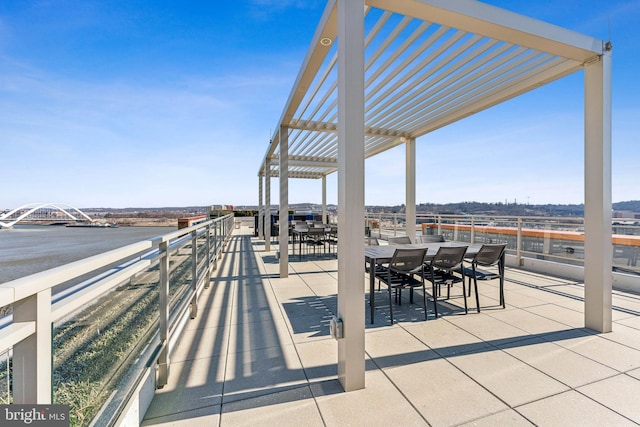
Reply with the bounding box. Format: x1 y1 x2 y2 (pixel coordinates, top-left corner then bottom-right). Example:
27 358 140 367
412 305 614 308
279 126 289 278
265 163 271 252
258 174 264 240
337 0 365 392
584 51 612 333
405 138 416 242
322 175 328 224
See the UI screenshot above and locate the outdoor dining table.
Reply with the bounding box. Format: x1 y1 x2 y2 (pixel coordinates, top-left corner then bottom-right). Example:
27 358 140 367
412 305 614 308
292 226 332 260
364 242 481 324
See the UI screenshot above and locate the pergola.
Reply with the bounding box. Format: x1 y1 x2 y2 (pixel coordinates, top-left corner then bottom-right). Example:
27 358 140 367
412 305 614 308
257 0 611 391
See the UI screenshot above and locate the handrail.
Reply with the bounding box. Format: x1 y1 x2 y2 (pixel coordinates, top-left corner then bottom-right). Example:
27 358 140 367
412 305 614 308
0 214 234 426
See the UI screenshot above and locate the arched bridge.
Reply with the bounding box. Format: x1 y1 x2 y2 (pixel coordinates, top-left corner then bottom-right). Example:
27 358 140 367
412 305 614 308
0 203 94 229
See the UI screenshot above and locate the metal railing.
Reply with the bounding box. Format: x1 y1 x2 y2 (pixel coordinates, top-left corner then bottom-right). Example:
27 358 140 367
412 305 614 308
0 214 234 427
365 212 640 275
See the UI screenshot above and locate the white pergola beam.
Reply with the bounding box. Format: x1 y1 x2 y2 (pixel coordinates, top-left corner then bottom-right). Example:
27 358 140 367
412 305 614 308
367 0 603 62
410 58 583 137
288 119 409 140
263 0 337 161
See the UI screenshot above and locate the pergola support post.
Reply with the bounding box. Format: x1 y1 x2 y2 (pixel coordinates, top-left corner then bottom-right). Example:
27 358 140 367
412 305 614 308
337 0 365 392
265 165 271 252
322 176 328 224
583 50 613 333
279 126 289 278
258 175 264 240
405 138 416 242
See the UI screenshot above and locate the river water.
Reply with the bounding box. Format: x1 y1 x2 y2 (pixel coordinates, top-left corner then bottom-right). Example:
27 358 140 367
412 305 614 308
0 225 175 284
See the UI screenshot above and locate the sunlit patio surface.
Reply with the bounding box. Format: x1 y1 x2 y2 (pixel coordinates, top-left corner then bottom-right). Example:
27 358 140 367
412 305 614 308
142 226 640 426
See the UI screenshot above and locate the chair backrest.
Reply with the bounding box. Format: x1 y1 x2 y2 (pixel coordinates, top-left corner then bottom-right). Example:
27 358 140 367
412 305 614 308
388 236 412 245
430 246 468 270
419 234 445 243
365 237 379 246
294 223 308 232
390 248 427 273
307 227 325 236
474 243 506 266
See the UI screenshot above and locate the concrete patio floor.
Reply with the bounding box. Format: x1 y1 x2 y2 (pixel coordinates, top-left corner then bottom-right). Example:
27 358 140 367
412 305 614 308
142 227 640 426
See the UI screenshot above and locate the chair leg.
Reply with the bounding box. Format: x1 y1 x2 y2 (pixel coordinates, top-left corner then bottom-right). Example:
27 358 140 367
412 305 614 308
473 277 480 313
422 282 427 320
462 280 468 314
431 282 438 318
388 286 394 324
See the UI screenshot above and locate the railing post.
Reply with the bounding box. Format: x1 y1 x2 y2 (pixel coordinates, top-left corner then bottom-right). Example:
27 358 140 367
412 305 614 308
205 224 211 289
12 290 52 404
157 241 170 388
214 221 219 271
437 215 442 236
190 230 198 319
543 229 552 256
517 217 523 266
392 214 397 237
470 216 475 244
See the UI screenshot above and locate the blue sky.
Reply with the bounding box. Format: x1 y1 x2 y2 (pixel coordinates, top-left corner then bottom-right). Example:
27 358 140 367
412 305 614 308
1 0 638 209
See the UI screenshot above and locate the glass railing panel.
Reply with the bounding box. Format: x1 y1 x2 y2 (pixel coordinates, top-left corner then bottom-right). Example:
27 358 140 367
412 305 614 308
398 212 640 276
52 262 160 427
196 230 209 280
0 347 9 405
168 236 195 312
613 243 640 275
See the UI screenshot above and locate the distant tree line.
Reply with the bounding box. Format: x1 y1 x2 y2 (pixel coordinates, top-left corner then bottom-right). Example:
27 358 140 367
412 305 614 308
364 200 640 217
104 211 186 219
91 200 640 219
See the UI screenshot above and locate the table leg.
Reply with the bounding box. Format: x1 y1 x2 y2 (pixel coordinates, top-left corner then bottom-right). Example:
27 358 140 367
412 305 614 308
299 233 303 261
499 253 505 308
369 257 376 324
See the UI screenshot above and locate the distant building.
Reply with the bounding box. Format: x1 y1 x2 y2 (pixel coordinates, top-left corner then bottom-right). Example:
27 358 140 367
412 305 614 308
614 210 637 219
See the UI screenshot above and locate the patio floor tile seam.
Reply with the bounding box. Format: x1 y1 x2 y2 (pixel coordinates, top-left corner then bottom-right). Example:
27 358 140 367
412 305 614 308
499 287 640 372
142 396 222 423
392 300 637 411
434 337 635 421
217 252 242 411
375 323 533 421
506 273 640 317
507 390 632 426
514 297 640 355
537 384 640 425
362 351 434 426
253 241 335 399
